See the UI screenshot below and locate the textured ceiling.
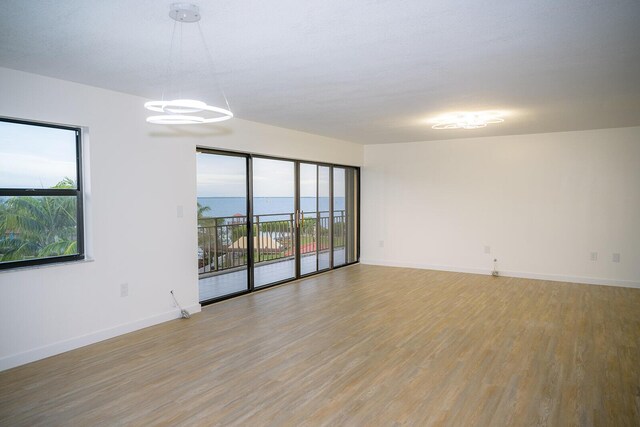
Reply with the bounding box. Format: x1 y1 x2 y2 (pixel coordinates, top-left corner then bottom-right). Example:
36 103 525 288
0 0 639 144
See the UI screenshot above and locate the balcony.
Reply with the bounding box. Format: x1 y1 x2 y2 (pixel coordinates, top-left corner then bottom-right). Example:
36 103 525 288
198 211 346 301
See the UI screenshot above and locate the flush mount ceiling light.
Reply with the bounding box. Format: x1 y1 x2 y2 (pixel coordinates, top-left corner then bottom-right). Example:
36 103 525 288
145 3 233 124
429 111 505 130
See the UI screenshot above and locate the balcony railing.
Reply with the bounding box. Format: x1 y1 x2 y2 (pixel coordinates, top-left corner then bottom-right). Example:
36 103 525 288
198 210 345 276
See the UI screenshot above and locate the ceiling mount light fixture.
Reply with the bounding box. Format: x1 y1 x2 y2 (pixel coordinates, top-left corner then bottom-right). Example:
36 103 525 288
145 3 233 124
430 111 505 130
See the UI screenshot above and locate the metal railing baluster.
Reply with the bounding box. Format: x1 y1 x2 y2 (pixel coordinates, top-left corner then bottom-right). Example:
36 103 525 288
198 210 345 277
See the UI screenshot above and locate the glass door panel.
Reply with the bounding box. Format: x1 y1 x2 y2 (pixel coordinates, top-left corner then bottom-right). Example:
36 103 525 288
299 163 318 275
333 167 346 266
318 166 331 271
298 163 331 276
344 167 359 264
333 167 358 266
299 163 332 275
197 152 249 302
253 158 296 287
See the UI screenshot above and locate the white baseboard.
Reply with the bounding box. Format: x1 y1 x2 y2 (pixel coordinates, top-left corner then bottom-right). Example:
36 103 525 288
0 303 201 372
360 259 490 276
360 259 640 289
495 270 640 288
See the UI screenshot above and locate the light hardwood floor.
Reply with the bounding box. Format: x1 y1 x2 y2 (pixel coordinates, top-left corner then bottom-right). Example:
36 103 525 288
1 265 639 426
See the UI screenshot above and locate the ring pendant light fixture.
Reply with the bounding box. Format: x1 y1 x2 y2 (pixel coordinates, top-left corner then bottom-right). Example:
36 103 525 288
145 3 233 124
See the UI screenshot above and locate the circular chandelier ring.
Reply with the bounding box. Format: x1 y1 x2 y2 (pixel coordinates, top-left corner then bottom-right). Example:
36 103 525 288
145 99 233 124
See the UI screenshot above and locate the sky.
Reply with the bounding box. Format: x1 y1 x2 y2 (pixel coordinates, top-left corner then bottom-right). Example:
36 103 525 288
0 122 349 197
0 121 77 189
197 153 347 198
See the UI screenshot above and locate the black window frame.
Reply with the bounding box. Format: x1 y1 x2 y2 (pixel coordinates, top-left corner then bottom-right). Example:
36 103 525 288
0 117 85 270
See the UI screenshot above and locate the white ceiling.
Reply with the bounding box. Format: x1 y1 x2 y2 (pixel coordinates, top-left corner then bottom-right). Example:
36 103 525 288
1 0 639 144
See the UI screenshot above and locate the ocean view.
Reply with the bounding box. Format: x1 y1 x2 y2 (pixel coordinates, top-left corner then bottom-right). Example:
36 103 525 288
198 197 345 218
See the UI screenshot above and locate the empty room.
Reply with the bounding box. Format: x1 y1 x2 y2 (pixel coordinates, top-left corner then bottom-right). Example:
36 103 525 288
1 1 639 425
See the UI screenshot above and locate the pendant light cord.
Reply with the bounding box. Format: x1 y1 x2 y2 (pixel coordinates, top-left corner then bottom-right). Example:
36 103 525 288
178 20 184 100
161 18 179 102
197 21 232 112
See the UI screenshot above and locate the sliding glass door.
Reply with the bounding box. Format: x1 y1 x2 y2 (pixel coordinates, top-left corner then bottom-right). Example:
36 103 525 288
299 163 332 276
197 149 359 305
333 167 358 267
197 151 250 301
252 157 296 288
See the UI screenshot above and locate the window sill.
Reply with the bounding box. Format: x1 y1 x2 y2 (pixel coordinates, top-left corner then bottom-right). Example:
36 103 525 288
0 257 95 274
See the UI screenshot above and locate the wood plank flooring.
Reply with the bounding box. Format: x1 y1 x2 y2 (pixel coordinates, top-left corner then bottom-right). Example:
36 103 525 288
1 265 639 426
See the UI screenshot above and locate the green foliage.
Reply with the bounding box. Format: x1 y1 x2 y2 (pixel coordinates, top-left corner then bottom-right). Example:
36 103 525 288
259 218 294 234
197 202 211 222
0 178 78 262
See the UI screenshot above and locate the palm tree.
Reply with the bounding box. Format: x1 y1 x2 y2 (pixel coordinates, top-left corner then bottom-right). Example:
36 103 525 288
197 202 211 221
0 178 78 261
197 202 215 270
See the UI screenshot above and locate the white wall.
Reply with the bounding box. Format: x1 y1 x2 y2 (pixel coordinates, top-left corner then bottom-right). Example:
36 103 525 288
362 127 640 287
0 67 363 370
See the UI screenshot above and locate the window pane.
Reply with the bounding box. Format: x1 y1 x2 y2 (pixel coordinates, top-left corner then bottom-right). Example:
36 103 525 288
332 167 358 266
333 168 346 266
252 158 296 287
345 168 358 264
318 166 331 270
0 196 79 263
0 121 77 189
300 163 317 276
196 152 249 301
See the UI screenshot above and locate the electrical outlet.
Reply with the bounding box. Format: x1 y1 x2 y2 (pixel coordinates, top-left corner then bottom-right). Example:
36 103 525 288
176 205 184 218
120 283 129 297
484 245 491 254
378 240 384 248
612 253 621 263
590 252 598 262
